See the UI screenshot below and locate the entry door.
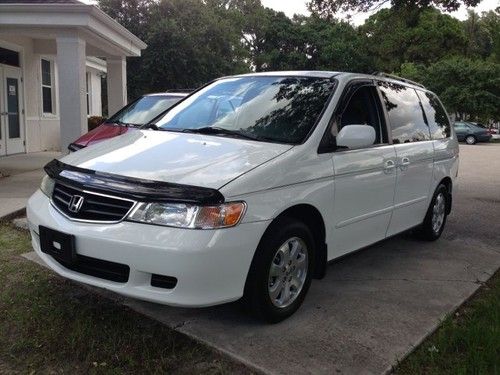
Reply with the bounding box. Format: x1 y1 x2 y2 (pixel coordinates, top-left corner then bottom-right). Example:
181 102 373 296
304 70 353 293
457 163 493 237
331 145 397 257
330 83 397 258
0 65 25 156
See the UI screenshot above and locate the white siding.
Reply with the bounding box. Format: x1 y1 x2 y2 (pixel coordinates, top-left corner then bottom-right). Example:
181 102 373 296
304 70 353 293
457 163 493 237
0 35 106 152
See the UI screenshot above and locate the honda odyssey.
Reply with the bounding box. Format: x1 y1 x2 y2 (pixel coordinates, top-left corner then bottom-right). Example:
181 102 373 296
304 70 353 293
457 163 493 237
27 71 459 322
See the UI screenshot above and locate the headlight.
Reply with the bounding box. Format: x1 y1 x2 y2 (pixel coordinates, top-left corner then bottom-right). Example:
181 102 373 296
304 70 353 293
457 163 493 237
40 175 55 197
127 201 246 229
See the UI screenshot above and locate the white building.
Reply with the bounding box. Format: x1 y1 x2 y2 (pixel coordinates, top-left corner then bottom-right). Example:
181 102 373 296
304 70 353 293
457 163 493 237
0 0 146 156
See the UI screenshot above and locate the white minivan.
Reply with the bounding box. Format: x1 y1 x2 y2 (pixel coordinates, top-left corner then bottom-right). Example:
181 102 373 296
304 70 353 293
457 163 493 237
27 71 459 322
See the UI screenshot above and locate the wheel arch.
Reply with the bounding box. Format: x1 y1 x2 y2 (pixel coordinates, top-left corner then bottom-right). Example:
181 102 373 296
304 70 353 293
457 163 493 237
266 204 328 279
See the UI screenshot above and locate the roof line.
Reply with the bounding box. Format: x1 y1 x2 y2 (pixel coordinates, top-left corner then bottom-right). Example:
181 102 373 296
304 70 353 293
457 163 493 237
0 3 146 49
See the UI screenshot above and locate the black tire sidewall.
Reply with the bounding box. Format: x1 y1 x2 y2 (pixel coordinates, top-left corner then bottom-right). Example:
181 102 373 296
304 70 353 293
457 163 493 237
246 217 315 323
421 184 448 241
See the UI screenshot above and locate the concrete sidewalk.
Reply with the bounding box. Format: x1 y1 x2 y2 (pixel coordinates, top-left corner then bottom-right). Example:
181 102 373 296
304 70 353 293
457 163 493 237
0 152 59 219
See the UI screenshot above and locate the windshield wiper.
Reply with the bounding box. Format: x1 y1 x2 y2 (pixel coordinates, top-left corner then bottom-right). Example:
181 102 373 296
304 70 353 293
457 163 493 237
114 120 139 127
140 123 161 130
180 127 260 141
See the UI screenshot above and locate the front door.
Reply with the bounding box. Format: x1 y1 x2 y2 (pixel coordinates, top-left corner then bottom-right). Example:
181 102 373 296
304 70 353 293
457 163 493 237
0 65 25 156
330 82 397 257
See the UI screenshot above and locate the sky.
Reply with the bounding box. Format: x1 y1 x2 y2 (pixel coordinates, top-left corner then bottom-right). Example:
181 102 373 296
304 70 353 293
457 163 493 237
261 0 499 25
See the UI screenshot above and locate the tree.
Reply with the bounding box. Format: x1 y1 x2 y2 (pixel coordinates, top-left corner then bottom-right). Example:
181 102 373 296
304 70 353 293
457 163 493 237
308 0 482 20
479 8 500 63
97 0 499 123
463 10 494 59
401 57 500 122
98 0 249 99
359 7 465 72
99 0 156 100
299 16 372 72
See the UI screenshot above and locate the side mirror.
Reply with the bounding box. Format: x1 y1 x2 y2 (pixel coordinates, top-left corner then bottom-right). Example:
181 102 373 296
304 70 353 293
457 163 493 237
336 125 376 150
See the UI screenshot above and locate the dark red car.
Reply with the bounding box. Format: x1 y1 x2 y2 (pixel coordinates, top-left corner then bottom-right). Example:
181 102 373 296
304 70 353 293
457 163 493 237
68 92 188 151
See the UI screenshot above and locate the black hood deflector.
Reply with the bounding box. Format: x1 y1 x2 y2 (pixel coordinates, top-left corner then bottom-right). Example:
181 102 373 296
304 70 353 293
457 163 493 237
45 159 225 205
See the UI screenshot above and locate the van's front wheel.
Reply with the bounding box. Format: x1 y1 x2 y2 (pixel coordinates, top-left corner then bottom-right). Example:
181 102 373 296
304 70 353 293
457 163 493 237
245 217 314 323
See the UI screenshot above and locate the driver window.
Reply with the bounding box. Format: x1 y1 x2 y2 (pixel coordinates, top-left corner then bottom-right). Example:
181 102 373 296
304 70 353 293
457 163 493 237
339 85 386 144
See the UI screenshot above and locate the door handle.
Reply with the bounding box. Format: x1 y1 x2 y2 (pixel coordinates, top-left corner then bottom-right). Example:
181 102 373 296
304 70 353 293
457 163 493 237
0 112 7 116
384 159 396 173
400 157 410 170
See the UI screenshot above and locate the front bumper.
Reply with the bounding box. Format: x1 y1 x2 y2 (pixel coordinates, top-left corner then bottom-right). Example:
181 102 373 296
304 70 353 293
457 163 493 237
27 189 270 307
478 134 493 142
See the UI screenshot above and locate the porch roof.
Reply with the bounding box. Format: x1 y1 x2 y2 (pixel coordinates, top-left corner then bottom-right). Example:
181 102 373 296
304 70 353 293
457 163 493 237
0 2 146 57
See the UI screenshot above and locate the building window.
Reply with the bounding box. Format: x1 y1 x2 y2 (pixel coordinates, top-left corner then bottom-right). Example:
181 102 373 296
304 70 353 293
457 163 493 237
0 47 20 67
41 59 54 114
86 72 91 115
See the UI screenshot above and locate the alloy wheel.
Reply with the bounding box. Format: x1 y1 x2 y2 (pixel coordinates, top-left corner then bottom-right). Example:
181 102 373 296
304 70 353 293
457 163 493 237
465 135 476 145
268 237 308 308
431 192 446 234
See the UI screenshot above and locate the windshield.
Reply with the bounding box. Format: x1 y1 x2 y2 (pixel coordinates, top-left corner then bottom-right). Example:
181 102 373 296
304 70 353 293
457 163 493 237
108 95 182 125
154 76 335 144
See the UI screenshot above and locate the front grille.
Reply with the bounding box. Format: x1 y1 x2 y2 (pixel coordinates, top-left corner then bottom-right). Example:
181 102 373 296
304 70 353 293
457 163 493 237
55 253 130 283
52 183 135 222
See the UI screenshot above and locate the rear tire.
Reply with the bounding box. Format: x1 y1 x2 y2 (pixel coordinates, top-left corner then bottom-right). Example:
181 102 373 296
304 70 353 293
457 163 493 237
418 184 449 241
465 135 477 145
244 217 315 323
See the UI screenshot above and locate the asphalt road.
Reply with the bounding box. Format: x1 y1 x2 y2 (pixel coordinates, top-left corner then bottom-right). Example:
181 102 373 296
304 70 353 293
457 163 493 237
25 143 500 374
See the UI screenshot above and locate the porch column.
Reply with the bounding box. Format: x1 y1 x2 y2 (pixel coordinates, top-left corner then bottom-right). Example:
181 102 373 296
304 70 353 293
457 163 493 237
56 35 87 152
106 56 127 116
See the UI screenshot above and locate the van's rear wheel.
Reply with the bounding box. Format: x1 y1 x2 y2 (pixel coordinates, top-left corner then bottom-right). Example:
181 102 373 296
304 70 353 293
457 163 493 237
244 217 314 323
418 184 448 241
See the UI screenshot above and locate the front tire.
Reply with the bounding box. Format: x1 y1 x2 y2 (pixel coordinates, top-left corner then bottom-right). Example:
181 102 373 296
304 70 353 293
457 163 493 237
244 217 315 323
465 135 477 145
418 184 449 241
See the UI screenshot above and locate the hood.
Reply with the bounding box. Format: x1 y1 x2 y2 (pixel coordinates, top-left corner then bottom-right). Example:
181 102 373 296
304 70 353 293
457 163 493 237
73 123 131 147
62 130 293 189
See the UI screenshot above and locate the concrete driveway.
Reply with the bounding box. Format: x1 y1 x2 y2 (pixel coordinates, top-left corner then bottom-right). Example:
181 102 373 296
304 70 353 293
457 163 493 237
0 152 60 219
24 143 500 374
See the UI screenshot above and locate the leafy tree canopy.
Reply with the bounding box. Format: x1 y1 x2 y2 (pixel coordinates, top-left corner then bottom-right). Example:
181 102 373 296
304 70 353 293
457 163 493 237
308 0 482 19
98 0 500 122
400 57 500 122
360 7 466 71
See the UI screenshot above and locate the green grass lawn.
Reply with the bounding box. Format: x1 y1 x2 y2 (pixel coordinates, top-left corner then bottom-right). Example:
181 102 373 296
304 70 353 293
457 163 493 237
395 270 500 374
0 221 253 374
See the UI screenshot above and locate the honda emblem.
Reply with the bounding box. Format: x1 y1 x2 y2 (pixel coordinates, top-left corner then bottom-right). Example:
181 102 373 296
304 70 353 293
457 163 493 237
68 195 84 213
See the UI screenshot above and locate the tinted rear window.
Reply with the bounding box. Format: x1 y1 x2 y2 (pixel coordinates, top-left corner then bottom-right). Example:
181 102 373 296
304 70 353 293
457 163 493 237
417 91 451 139
378 82 431 144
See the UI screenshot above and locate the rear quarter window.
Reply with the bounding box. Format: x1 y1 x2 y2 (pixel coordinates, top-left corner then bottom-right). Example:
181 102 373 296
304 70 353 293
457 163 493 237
417 91 451 139
378 81 431 144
